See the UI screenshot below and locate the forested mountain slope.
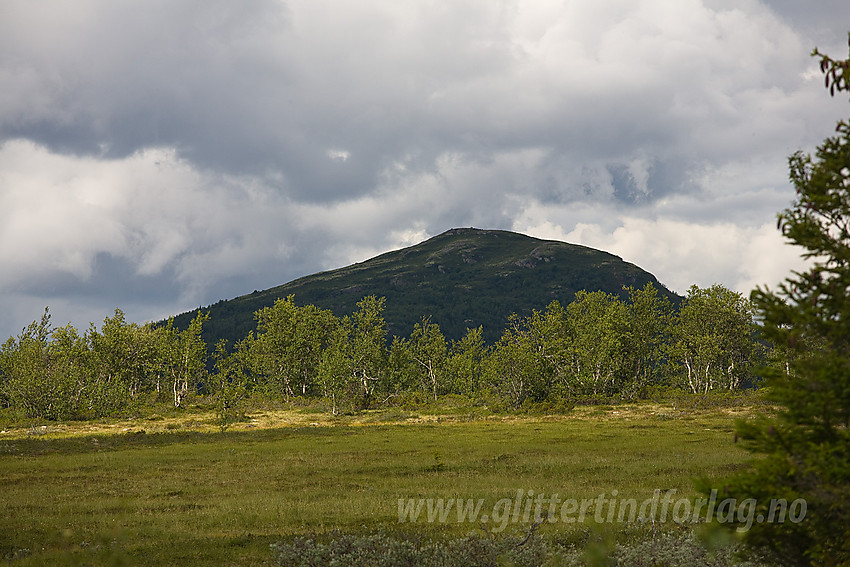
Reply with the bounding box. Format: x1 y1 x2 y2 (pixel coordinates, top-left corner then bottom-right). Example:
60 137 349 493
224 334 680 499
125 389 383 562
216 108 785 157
172 228 680 345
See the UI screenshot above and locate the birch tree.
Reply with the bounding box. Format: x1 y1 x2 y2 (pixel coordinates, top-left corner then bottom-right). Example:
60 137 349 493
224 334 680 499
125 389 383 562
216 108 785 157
620 284 673 396
484 311 556 407
563 291 628 396
211 339 249 431
317 323 354 415
447 326 486 395
161 312 209 408
347 296 388 403
0 309 86 419
408 316 447 400
668 284 756 393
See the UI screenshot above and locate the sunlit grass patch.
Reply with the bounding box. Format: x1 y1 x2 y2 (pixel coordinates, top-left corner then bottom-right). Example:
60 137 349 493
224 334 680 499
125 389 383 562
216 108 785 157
0 402 761 566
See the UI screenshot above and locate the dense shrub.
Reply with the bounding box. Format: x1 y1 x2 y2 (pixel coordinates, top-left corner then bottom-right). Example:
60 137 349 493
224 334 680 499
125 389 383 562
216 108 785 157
270 530 772 567
271 531 548 567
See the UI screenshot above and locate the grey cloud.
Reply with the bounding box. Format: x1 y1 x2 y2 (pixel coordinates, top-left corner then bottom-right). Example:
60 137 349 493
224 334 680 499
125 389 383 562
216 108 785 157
1 0 849 339
2 0 822 198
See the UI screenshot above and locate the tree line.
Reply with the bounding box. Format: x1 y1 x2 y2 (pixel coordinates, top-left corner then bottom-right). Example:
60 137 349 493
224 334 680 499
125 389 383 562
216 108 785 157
0 282 775 421
0 308 208 420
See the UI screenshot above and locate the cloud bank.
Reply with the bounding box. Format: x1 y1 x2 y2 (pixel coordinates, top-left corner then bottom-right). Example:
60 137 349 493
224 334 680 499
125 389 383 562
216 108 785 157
1 0 848 338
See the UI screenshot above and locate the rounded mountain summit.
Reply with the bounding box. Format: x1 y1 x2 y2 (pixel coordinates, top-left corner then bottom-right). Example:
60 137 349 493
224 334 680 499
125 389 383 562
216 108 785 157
174 228 680 345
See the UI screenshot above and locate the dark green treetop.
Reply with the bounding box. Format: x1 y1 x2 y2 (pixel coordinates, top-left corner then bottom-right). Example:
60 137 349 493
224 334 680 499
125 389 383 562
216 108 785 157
719 36 850 565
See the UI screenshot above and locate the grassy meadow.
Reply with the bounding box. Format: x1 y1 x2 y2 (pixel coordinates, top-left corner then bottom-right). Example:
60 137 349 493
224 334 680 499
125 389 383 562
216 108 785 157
0 398 765 566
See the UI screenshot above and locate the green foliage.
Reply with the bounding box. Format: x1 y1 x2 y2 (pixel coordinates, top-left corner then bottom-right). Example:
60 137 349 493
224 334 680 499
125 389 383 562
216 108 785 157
408 316 448 400
621 284 674 398
478 282 757 408
0 309 142 420
86 309 162 415
0 308 213 419
347 296 390 404
0 232 762 420
386 336 418 394
1 278 766 419
563 290 629 396
0 309 78 420
159 313 209 408
247 296 337 399
608 530 771 567
317 322 355 415
484 310 557 407
272 531 552 567
668 285 759 394
270 529 773 567
211 340 249 432
719 37 850 565
170 228 680 347
446 326 487 396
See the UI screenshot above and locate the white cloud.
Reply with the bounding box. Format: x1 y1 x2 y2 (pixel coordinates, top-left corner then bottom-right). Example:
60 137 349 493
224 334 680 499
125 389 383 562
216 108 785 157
516 206 809 296
0 0 848 338
0 139 301 299
327 149 351 162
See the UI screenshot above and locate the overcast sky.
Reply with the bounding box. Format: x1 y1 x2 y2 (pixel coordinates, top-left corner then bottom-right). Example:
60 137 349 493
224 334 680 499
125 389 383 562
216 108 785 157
1 0 849 339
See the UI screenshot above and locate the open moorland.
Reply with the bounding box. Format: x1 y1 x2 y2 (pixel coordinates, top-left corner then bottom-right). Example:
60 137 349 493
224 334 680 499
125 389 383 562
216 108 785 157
0 396 768 566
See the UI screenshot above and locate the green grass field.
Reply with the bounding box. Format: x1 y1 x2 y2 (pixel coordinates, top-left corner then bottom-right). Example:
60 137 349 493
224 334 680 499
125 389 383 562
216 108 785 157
0 401 760 566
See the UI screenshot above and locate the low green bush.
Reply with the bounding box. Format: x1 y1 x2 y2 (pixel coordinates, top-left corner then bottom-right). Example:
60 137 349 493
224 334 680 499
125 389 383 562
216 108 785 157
270 529 773 567
271 531 550 567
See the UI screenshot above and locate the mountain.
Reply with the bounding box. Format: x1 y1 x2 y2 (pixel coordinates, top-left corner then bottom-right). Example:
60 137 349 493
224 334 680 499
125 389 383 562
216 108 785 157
172 228 680 346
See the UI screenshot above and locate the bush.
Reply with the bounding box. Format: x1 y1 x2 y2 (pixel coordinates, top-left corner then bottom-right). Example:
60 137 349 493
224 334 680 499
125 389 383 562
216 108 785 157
271 529 773 567
271 531 549 567
519 398 576 415
611 531 771 567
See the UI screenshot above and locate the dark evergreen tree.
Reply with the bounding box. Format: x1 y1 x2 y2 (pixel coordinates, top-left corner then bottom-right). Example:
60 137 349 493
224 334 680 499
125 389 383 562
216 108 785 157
718 37 850 565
